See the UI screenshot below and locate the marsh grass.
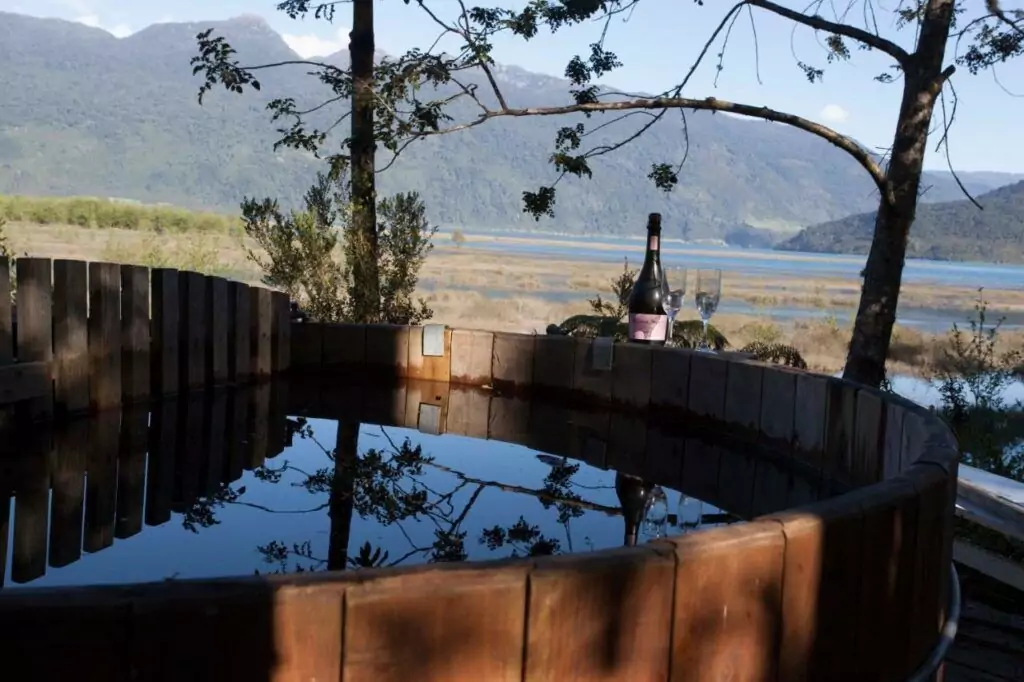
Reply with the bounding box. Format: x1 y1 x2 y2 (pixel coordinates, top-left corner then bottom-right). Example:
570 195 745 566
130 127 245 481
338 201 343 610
0 194 240 234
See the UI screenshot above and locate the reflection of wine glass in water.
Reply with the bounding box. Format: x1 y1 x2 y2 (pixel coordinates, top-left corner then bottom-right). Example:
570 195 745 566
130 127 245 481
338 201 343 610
643 486 669 539
694 269 722 351
676 494 704 532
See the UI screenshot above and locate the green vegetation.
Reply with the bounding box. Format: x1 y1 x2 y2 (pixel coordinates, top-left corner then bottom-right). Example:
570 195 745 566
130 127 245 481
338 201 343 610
938 292 1023 481
0 193 240 235
779 181 1024 263
0 12 1014 242
240 170 436 325
935 293 1024 576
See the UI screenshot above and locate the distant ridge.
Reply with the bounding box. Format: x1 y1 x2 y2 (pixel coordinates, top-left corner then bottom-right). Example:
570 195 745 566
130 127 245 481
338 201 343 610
0 10 1020 241
777 181 1024 263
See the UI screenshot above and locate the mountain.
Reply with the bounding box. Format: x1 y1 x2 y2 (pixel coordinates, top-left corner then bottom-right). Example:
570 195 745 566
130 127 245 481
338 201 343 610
776 181 1024 263
925 170 1024 197
0 11 1018 241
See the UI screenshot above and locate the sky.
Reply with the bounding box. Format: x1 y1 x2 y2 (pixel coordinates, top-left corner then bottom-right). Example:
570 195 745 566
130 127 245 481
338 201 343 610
3 0 1023 173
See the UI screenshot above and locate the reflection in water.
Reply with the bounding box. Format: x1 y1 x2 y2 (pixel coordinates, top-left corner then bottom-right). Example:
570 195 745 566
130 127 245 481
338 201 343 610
0 379 826 590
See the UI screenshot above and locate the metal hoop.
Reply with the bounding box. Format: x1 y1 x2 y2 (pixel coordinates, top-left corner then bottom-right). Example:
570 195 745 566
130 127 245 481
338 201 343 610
906 562 962 682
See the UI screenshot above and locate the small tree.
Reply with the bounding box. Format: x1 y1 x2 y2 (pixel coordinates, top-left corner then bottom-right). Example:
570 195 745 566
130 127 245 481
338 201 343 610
451 229 467 248
241 171 436 324
374 193 437 325
937 291 1024 481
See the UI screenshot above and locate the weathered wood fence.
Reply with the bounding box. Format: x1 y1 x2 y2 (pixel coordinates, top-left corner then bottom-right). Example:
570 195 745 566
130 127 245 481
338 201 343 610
0 257 291 421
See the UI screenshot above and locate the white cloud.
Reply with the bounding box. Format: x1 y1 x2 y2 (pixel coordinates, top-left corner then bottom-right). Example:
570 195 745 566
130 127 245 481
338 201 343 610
819 103 850 123
74 13 133 37
282 26 350 58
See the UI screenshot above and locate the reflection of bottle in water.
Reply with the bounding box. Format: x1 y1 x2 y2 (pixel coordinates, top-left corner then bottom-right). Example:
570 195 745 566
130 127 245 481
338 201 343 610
615 473 649 546
676 494 704 532
643 486 668 539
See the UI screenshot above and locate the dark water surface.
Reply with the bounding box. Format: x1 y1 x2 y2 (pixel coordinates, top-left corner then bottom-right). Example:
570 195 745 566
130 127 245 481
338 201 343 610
0 380 829 590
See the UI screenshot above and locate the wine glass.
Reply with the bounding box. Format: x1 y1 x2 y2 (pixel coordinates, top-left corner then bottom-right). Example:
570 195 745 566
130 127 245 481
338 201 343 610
662 269 686 342
642 485 669 539
676 494 704 533
694 268 722 351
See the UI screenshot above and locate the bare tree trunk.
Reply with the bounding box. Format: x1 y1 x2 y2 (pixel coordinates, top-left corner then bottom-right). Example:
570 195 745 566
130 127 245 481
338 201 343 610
348 0 380 323
843 0 956 388
327 421 360 571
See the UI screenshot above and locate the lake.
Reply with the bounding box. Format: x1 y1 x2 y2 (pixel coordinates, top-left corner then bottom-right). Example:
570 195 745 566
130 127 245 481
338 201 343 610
446 232 1024 331
461 230 1024 290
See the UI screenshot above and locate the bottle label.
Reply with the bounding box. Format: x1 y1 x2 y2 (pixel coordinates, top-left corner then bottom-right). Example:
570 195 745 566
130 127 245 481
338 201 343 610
648 235 659 251
628 313 667 341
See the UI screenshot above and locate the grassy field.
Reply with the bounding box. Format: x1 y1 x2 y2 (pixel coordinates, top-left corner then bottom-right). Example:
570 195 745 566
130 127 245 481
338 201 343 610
5 213 1024 378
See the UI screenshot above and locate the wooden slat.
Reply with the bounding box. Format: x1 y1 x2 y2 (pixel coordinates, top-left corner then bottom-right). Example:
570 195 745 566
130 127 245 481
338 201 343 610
150 268 180 397
52 259 90 415
203 390 228 495
88 262 122 412
179 271 208 390
251 287 272 378
247 382 271 469
115 406 149 539
10 433 52 584
83 411 119 553
224 387 249 483
121 264 150 403
207 276 229 385
956 465 1024 544
15 257 54 420
267 379 288 459
228 281 251 383
0 361 50 405
954 540 1024 592
271 290 290 373
173 392 206 511
49 420 87 568
0 256 11 364
145 399 177 527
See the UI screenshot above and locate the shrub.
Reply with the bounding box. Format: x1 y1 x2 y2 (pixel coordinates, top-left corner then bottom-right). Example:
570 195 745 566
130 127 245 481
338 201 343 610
0 193 240 233
240 170 436 324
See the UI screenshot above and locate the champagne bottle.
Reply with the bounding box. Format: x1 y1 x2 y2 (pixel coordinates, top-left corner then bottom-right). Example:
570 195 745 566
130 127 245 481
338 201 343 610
627 213 668 344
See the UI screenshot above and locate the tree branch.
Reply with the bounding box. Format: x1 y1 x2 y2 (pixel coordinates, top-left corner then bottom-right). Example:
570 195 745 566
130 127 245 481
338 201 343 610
746 0 912 64
986 0 1024 39
423 95 895 207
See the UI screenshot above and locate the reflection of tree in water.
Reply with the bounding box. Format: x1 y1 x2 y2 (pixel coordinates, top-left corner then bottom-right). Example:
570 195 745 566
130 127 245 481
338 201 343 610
180 418 622 573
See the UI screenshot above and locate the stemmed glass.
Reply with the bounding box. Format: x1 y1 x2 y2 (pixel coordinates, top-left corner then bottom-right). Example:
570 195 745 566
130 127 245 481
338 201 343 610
676 494 704 533
662 268 686 343
642 485 669 539
694 269 722 351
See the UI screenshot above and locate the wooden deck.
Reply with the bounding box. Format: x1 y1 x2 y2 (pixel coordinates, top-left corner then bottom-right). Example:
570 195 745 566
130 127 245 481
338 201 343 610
947 577 1024 681
947 466 1024 681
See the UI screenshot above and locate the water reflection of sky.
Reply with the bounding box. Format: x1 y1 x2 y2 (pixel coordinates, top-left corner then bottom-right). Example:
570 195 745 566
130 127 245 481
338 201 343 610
1 422 715 590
